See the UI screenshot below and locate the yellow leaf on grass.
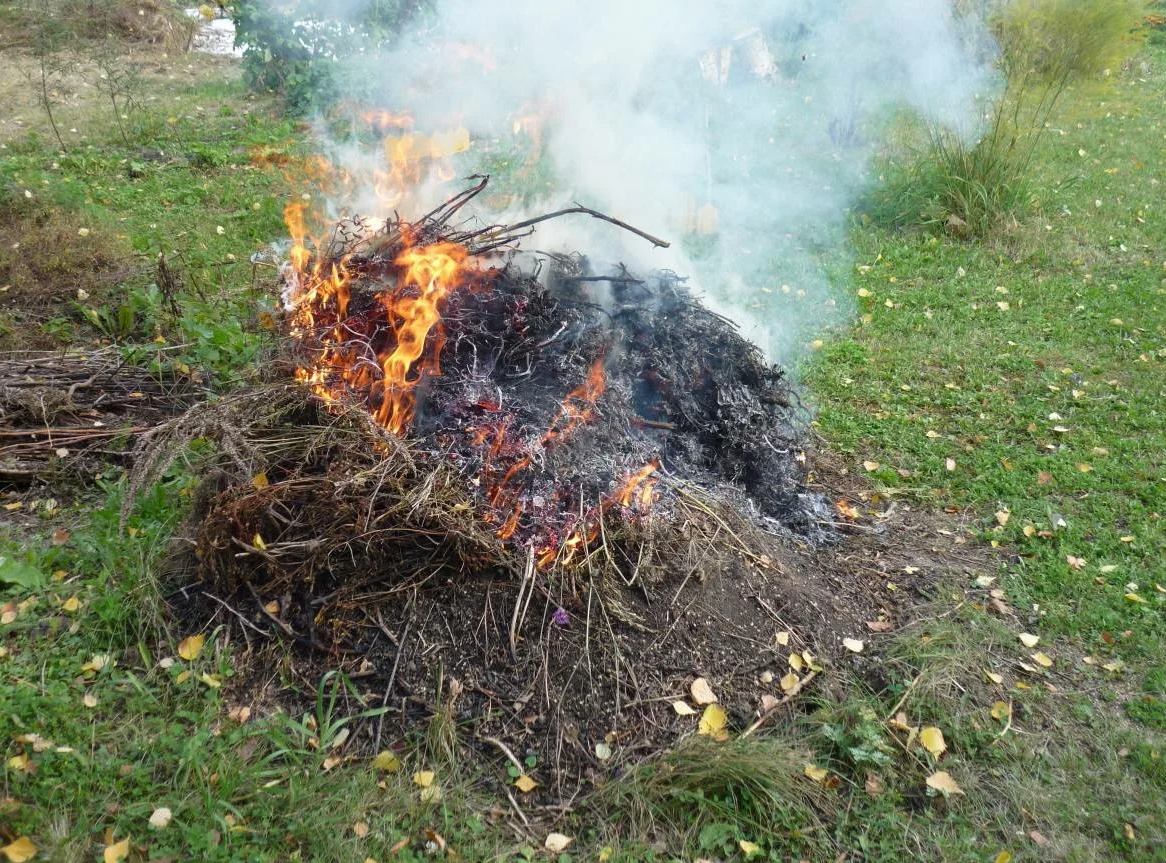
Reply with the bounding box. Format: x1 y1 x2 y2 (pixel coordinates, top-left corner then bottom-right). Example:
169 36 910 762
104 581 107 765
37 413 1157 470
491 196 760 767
103 838 130 863
544 833 572 853
990 701 1011 721
738 839 762 858
985 670 1004 685
81 653 111 673
1019 633 1040 648
994 852 1012 863
672 701 695 716
253 533 267 550
1125 593 1147 604
780 672 800 694
926 770 964 796
862 461 880 472
149 807 172 829
177 634 205 661
515 775 538 793
413 770 435 788
373 751 400 772
61 595 81 613
919 726 947 757
251 472 269 489
995 510 1010 526
789 653 805 672
1031 652 1053 668
698 704 728 739
804 763 828 783
843 638 864 653
1 837 37 863
690 677 718 705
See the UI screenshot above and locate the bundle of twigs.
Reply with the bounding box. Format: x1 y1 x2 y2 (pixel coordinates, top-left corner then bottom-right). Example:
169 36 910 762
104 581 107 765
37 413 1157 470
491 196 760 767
0 348 202 482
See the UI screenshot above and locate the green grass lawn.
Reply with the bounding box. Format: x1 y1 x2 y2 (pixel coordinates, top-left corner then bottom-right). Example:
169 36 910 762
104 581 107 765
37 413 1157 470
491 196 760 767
2 34 1166 863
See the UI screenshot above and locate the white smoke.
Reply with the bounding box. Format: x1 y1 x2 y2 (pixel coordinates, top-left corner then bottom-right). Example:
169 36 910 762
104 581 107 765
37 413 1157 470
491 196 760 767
308 0 997 362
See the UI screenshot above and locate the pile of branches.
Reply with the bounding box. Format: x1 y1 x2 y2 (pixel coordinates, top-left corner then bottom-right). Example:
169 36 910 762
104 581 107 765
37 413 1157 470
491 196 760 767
133 181 820 649
0 348 202 483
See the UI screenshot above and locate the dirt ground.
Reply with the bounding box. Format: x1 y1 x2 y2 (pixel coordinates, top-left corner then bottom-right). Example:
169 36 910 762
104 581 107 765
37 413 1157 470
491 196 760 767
173 437 996 803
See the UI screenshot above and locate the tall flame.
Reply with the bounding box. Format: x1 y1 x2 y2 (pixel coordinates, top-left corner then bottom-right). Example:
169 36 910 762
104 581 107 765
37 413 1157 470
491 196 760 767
374 242 468 433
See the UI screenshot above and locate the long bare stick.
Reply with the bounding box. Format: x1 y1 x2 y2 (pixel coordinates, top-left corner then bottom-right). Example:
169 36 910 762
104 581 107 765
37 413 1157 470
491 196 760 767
484 206 671 249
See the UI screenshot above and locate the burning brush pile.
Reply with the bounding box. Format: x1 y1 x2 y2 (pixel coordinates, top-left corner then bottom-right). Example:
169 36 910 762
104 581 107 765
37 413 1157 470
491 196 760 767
135 178 845 777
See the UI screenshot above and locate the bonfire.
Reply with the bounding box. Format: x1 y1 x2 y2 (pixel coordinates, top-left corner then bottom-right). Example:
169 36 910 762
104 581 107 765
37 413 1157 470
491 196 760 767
122 167 876 785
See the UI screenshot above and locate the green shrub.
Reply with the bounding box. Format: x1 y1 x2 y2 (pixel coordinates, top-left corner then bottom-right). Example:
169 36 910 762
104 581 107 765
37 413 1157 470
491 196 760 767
232 0 430 113
872 0 1147 237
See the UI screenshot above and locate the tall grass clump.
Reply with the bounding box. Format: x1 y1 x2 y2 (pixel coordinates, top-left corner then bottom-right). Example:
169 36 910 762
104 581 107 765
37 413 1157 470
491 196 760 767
871 0 1147 237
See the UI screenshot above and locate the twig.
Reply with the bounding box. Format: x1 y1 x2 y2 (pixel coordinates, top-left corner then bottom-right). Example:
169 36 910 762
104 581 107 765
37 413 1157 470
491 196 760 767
741 670 818 738
884 672 924 722
485 206 670 249
480 735 525 774
508 550 535 662
374 596 415 752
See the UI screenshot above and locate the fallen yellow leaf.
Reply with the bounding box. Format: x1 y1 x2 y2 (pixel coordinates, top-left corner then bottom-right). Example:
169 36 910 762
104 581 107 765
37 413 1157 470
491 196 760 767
1019 633 1040 648
925 770 964 796
672 701 695 716
1 837 37 863
690 677 718 705
990 701 1011 721
843 637 864 653
413 770 435 788
738 839 762 858
789 653 805 672
177 634 205 662
515 774 538 793
919 726 947 757
544 833 572 853
1031 652 1053 668
149 807 172 829
61 595 81 614
252 472 270 489
81 654 112 674
994 852 1012 863
985 670 1004 684
804 763 828 782
103 838 130 863
698 704 728 739
775 631 790 646
780 672 800 694
373 751 400 772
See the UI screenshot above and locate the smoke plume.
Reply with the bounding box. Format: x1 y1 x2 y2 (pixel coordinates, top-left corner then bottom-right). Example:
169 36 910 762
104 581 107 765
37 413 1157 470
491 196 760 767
303 0 997 362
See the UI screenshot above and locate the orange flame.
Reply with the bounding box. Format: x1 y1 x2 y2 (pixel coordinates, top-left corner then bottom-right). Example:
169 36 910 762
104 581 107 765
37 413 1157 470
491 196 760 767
372 242 468 434
613 459 660 510
542 355 606 447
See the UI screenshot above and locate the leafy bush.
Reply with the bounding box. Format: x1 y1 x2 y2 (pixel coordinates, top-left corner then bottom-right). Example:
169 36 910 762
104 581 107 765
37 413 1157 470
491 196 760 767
871 0 1148 237
232 0 429 112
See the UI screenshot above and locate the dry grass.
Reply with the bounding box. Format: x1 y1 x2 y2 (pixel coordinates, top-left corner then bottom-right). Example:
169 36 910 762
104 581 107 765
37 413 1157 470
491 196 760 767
0 194 130 346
